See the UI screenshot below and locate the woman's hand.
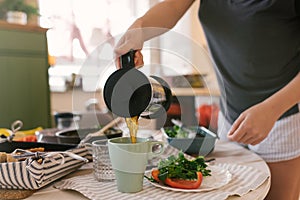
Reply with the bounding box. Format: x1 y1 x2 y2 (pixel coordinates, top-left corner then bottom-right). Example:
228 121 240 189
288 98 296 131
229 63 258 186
115 49 144 69
228 72 300 145
227 102 279 145
114 21 145 69
113 0 196 69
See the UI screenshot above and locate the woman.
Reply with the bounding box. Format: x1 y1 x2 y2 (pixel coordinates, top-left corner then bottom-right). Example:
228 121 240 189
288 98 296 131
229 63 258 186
114 1 300 199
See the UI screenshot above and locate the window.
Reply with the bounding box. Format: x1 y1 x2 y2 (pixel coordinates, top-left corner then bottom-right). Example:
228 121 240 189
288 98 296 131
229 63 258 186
38 0 212 93
38 0 151 91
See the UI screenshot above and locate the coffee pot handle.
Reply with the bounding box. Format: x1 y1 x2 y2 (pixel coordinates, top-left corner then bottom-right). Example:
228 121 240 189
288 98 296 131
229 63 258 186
121 49 136 69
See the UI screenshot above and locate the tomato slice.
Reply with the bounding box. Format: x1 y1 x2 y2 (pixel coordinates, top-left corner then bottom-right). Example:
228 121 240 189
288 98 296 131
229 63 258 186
151 169 161 182
151 169 203 189
164 172 203 189
14 135 37 142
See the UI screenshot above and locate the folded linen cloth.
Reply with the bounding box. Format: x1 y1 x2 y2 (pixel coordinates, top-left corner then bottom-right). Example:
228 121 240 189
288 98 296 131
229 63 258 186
54 162 269 200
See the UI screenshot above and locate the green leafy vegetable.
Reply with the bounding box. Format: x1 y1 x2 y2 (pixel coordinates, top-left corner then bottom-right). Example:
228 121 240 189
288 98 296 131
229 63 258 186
144 175 158 183
157 152 211 181
164 125 188 138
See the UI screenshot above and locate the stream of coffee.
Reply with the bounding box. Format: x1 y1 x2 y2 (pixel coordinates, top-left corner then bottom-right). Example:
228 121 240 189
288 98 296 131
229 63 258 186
125 116 139 143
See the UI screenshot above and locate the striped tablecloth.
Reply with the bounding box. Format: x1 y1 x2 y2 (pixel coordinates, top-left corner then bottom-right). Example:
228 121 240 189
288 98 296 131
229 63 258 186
52 141 269 200
53 162 268 200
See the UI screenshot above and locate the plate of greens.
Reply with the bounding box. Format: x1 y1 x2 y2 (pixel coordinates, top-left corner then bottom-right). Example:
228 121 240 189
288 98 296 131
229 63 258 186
145 152 232 192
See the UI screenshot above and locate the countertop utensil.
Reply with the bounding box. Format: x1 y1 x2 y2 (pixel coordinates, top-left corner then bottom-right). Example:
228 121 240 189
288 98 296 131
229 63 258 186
78 117 122 147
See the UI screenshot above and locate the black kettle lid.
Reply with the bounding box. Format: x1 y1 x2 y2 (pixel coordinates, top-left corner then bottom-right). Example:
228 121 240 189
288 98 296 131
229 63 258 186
103 50 152 117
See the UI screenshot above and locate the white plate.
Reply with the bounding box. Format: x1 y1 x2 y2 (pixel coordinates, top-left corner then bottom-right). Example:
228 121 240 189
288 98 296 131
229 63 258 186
145 165 232 192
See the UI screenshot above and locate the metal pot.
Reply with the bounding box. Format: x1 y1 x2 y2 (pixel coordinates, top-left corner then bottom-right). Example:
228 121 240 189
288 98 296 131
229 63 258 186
55 128 122 144
103 50 172 118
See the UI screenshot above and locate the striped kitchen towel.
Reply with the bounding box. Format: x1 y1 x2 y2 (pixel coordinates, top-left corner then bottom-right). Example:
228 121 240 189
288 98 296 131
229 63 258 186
0 147 90 190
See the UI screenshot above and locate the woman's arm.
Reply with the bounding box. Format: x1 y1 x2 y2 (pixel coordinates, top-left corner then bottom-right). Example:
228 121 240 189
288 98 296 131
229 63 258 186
114 0 195 67
134 0 196 40
228 72 300 145
263 72 300 118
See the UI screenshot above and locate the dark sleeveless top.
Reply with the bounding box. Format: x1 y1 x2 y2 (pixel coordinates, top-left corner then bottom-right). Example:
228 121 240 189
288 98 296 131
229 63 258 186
198 0 300 124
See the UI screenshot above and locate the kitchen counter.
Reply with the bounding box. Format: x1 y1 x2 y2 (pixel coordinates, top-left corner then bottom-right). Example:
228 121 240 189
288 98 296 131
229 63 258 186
172 87 220 96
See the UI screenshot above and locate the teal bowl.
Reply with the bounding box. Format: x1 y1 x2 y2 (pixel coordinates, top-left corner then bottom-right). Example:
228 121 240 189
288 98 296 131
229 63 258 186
162 126 217 156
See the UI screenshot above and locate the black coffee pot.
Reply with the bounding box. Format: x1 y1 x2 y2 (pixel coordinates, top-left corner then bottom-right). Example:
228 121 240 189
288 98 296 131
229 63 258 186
103 50 172 118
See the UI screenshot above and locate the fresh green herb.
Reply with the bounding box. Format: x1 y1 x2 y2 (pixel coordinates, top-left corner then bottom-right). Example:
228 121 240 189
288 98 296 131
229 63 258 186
157 152 211 181
164 125 188 138
144 175 158 183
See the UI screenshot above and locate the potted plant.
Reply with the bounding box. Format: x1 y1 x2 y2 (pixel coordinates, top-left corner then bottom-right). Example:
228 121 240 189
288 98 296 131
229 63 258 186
0 0 39 25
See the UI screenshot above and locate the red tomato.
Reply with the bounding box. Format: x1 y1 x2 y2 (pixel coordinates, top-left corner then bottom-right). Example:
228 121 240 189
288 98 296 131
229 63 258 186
151 169 160 182
151 169 203 189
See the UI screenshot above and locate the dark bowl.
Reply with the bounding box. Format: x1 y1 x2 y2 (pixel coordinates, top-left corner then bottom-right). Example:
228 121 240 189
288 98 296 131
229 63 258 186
162 126 217 156
55 128 122 144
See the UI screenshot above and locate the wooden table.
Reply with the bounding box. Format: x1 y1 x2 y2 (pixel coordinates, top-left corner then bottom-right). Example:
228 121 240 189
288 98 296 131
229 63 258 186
28 140 270 200
207 141 271 200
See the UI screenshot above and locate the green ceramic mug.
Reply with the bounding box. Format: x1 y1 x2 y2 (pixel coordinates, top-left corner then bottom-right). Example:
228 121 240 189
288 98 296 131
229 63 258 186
108 137 164 193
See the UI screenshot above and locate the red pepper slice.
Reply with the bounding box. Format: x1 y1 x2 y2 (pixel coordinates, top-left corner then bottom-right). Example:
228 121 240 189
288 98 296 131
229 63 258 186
151 169 203 189
14 135 37 142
